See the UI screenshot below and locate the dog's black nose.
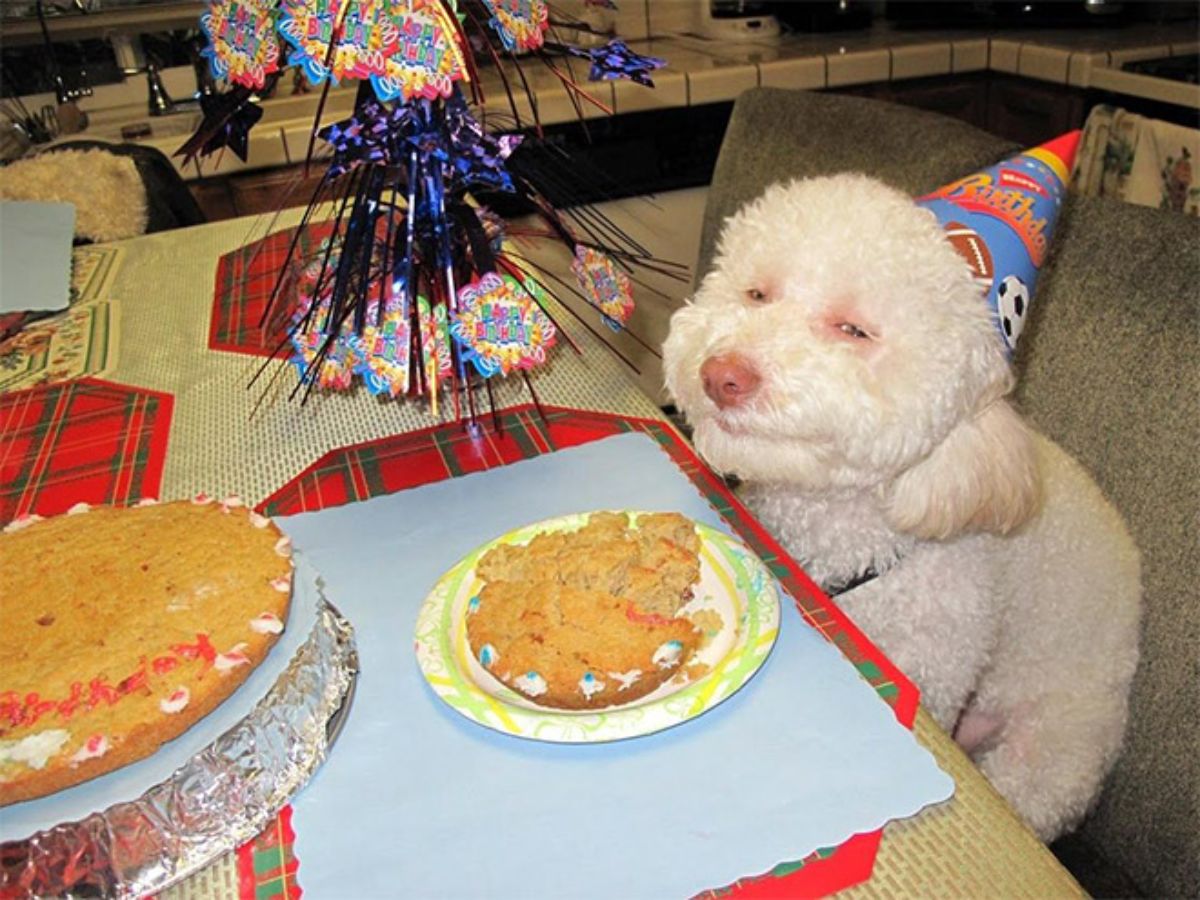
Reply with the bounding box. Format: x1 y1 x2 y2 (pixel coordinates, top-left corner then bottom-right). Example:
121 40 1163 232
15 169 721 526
700 354 762 409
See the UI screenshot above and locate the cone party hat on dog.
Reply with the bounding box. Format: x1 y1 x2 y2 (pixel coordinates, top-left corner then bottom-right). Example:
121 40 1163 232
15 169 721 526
917 130 1081 355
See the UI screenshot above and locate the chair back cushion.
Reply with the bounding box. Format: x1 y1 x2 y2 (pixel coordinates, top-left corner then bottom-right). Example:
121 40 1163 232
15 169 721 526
1013 195 1200 898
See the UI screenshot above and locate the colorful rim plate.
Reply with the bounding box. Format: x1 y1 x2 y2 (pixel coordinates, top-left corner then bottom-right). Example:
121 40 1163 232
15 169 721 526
414 511 781 743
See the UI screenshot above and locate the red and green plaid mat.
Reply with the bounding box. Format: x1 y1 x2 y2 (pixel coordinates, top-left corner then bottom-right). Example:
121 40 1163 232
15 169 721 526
1 382 916 899
0 378 173 523
209 223 334 357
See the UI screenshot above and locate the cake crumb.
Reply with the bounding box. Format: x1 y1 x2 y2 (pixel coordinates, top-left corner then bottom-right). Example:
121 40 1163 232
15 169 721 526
687 608 724 644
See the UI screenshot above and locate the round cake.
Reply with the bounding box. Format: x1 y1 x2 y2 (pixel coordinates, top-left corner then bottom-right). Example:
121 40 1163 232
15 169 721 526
466 511 704 710
0 498 293 807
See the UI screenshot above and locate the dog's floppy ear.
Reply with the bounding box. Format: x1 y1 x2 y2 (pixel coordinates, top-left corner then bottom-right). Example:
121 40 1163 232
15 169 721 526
883 398 1041 540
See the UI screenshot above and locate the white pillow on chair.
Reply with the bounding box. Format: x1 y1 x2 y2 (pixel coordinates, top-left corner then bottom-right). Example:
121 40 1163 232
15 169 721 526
0 147 149 242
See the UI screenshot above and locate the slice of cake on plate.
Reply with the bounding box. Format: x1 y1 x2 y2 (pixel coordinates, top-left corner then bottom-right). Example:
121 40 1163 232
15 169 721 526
467 511 705 710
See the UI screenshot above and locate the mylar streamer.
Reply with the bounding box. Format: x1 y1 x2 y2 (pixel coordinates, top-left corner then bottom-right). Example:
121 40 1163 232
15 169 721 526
287 242 452 399
419 295 454 390
451 272 556 377
186 0 694 426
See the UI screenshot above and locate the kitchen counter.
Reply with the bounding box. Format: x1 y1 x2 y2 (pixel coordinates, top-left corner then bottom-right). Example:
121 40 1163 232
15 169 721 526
13 17 1198 179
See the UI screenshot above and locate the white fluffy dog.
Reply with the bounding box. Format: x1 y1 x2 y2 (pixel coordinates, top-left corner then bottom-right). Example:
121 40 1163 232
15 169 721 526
663 174 1141 841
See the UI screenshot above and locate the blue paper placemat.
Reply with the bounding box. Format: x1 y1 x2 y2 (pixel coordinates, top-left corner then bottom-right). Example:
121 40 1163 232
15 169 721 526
281 433 954 898
0 202 74 314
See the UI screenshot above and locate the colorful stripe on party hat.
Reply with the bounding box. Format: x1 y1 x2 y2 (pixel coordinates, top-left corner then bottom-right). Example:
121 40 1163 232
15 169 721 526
917 130 1081 355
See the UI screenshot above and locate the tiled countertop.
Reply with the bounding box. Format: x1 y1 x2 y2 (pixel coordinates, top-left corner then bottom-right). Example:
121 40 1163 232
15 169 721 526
24 19 1200 179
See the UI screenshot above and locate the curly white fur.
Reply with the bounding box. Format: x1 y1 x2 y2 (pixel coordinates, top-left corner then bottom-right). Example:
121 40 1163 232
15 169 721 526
663 174 1141 841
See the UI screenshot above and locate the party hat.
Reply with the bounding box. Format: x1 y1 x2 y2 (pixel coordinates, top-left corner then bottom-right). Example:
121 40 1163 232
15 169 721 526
918 130 1081 355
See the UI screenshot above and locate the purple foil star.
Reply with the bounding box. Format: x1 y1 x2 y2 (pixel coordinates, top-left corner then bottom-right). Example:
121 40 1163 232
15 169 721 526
568 38 666 87
319 99 415 178
443 93 523 192
174 87 263 164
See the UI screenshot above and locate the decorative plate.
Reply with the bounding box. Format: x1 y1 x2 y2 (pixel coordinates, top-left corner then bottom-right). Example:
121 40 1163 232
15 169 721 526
414 511 780 743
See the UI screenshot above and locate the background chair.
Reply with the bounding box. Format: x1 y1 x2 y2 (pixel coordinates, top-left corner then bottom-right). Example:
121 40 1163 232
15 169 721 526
696 87 1199 899
52 140 206 235
0 139 204 241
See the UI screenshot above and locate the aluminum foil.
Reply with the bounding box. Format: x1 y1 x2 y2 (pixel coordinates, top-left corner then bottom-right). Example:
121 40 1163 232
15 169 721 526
0 597 358 898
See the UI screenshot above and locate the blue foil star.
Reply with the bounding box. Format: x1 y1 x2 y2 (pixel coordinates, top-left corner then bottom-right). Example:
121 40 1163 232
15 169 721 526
568 39 666 87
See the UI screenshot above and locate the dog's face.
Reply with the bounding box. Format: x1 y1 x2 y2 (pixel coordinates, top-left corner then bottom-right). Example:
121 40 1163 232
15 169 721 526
664 174 1012 492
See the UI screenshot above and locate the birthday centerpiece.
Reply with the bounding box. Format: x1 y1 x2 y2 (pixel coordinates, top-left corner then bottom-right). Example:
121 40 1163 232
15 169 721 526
178 0 675 423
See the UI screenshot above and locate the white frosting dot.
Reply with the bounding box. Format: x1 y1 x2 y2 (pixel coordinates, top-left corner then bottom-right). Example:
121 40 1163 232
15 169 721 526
3 514 43 533
609 669 643 691
215 644 250 673
578 673 606 699
270 575 291 593
513 671 548 697
66 502 91 515
219 496 246 515
70 734 109 764
250 612 284 635
653 640 685 670
0 730 69 770
160 688 190 714
274 536 292 557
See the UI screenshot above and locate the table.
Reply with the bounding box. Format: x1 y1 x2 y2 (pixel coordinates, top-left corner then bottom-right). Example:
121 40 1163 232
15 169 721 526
0 213 1084 898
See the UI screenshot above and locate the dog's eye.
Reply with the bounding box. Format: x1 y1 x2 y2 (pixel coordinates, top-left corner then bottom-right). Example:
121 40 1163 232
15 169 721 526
838 322 871 340
745 288 769 304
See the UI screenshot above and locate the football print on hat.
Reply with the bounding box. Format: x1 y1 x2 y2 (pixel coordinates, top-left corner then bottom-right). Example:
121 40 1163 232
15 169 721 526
918 131 1081 355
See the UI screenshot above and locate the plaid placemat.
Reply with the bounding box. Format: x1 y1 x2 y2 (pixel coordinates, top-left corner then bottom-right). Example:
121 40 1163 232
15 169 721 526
235 806 301 900
0 378 172 522
257 403 918 898
209 222 334 357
